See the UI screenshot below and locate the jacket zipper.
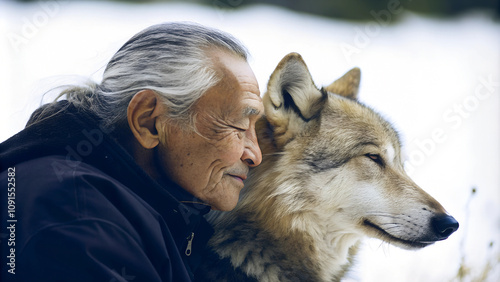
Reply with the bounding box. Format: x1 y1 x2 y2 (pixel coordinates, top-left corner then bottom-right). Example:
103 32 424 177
185 232 194 256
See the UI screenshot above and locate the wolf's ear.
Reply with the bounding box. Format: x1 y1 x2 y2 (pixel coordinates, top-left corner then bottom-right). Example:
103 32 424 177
263 52 327 147
324 67 361 100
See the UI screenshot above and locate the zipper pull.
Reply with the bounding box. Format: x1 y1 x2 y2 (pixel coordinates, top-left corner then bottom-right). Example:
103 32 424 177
185 232 194 256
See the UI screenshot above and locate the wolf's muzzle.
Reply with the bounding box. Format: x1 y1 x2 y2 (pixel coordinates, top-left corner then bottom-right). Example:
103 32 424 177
432 214 459 240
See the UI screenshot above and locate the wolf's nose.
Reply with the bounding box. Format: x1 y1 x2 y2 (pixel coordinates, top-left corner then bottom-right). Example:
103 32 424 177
432 214 459 239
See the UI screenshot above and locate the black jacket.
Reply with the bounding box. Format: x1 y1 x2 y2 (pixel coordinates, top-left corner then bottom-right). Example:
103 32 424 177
0 101 213 281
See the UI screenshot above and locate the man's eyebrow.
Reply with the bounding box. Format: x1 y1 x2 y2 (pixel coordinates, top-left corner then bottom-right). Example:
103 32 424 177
242 106 261 117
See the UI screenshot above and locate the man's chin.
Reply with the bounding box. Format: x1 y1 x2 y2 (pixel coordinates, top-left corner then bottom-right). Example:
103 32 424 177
210 187 242 211
210 200 238 211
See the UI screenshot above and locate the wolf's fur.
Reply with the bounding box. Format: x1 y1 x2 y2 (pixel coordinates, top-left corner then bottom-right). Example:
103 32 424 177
198 53 458 281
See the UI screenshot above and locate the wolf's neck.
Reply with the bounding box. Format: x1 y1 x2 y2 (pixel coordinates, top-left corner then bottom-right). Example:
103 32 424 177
230 196 361 281
279 213 362 281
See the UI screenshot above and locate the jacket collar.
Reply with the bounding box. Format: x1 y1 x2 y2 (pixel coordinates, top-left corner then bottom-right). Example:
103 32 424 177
0 101 213 247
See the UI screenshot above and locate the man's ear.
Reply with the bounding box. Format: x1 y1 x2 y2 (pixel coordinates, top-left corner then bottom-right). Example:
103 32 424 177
127 90 165 149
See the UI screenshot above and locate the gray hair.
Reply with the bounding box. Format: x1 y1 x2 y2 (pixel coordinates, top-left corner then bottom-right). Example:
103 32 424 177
60 22 248 129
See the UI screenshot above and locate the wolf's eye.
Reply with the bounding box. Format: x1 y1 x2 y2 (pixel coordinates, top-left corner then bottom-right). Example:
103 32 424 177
366 154 384 166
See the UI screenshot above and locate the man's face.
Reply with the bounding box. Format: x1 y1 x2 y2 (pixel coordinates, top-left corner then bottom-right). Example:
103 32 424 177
158 51 263 211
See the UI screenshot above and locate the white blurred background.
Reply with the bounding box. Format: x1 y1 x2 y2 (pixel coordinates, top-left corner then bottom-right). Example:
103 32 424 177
1 0 499 281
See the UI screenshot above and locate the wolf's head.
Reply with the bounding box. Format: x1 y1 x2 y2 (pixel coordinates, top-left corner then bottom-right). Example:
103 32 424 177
241 53 458 250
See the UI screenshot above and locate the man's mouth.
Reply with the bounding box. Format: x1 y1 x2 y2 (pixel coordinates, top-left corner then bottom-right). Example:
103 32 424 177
229 174 247 182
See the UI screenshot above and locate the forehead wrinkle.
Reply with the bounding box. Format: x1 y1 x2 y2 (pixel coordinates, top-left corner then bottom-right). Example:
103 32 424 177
238 80 260 94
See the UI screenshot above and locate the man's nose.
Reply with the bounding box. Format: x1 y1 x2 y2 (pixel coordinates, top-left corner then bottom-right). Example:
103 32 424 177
242 134 262 167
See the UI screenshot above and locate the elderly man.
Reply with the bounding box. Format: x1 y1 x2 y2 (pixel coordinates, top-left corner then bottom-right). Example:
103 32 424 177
0 22 263 281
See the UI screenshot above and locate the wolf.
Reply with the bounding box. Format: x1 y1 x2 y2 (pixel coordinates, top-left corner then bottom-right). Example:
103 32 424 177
197 53 459 281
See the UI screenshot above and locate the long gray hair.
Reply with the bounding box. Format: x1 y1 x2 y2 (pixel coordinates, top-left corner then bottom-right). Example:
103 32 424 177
59 22 248 129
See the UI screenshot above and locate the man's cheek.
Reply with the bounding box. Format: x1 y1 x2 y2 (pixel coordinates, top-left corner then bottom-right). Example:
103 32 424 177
219 137 244 156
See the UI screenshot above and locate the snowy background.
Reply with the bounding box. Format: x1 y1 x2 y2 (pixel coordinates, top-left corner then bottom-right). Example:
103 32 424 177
1 1 499 281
